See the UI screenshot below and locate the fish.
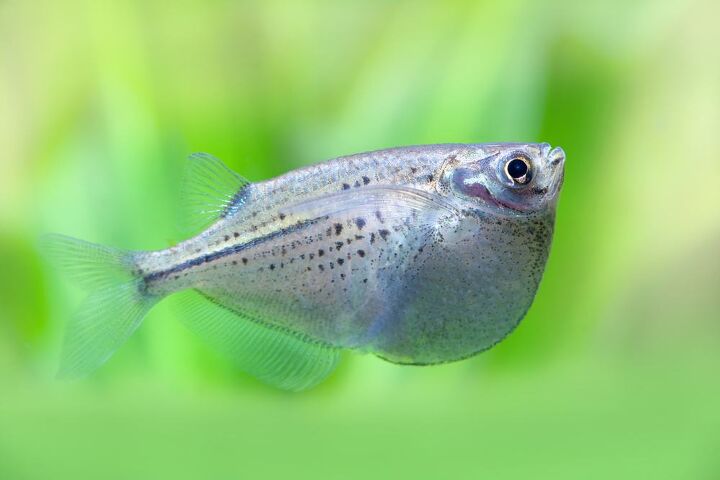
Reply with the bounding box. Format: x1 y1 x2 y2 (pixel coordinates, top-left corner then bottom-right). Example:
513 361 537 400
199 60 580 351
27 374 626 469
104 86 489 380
45 143 565 390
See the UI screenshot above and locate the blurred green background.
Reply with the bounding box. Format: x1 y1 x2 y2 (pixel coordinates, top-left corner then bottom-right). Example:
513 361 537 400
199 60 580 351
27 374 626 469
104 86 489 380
1 0 719 478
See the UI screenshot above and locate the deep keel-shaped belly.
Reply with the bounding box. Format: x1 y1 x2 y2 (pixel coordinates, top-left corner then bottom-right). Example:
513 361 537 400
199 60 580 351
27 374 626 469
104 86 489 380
369 213 555 365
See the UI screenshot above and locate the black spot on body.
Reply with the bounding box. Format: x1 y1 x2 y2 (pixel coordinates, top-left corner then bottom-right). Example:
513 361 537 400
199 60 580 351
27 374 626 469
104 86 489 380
279 213 286 220
357 249 365 257
362 176 370 185
355 218 366 230
242 258 248 265
318 249 325 257
342 183 351 190
354 180 361 188
334 223 343 235
335 241 344 250
337 258 344 265
379 229 390 240
269 264 275 270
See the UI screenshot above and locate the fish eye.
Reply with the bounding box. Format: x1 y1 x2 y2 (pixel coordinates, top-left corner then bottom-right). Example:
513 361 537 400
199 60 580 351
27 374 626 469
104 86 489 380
505 157 531 185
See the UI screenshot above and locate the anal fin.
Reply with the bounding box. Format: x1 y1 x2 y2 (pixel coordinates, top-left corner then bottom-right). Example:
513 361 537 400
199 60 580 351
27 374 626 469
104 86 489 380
176 290 340 391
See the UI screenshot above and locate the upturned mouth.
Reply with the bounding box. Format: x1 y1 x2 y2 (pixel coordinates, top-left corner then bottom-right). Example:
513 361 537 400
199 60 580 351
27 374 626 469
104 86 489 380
548 146 565 167
548 147 566 192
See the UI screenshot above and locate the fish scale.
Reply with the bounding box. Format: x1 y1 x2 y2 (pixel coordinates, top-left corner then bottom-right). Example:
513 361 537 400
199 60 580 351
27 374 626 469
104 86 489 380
46 142 565 389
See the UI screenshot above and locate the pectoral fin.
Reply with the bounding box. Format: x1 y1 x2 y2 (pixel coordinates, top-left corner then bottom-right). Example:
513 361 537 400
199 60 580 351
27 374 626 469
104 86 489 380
279 185 458 226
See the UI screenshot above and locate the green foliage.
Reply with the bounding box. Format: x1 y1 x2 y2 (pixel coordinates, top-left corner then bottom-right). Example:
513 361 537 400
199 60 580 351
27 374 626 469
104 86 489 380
1 0 719 478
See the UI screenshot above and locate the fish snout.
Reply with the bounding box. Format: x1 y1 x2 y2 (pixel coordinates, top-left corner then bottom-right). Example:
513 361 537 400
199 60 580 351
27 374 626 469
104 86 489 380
546 146 565 195
548 146 565 168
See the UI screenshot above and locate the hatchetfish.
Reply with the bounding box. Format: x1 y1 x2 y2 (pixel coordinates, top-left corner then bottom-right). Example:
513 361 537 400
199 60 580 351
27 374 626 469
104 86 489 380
45 143 565 390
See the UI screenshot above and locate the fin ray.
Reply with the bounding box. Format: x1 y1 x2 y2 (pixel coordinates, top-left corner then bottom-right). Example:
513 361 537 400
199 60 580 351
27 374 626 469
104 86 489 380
59 281 158 377
280 185 458 226
180 153 251 235
176 290 340 391
41 234 160 377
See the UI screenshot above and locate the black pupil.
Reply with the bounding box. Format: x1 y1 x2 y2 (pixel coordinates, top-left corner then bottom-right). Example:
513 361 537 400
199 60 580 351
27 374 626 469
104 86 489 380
507 158 528 179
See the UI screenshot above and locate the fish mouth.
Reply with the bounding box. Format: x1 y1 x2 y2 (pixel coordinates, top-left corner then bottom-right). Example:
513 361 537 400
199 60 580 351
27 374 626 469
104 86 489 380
547 146 566 193
548 146 565 166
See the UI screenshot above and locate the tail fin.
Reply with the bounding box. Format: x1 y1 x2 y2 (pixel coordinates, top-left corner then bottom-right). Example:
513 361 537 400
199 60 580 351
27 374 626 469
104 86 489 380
42 234 160 378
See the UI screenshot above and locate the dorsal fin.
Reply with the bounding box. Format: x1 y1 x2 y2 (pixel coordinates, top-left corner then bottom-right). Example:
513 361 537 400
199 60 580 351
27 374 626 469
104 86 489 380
175 290 340 391
180 153 251 235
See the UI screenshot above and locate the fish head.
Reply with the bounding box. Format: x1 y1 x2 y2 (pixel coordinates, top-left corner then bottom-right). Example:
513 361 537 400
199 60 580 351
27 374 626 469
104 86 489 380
441 143 565 215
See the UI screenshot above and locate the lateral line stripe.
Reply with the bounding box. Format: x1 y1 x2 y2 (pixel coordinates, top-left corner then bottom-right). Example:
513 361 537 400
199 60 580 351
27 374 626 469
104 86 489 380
144 219 317 283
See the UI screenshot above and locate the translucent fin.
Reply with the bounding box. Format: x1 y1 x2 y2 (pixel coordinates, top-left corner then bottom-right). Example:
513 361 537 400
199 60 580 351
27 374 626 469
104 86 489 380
41 234 160 378
280 185 459 225
176 290 340 391
57 281 158 377
42 234 134 290
181 152 251 235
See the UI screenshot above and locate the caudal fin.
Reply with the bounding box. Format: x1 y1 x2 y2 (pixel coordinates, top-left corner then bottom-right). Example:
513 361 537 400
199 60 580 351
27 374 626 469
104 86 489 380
42 234 160 378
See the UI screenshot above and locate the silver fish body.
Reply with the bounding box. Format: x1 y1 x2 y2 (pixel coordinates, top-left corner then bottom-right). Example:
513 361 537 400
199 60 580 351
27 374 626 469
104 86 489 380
138 143 564 365
47 142 564 388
